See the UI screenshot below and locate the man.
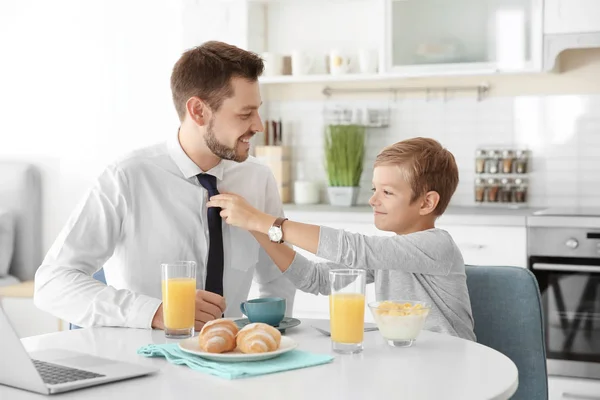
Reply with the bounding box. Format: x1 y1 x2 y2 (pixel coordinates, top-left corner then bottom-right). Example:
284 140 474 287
34 41 296 331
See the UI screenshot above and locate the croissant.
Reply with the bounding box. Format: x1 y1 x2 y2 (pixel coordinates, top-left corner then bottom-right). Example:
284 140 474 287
198 319 239 353
236 322 282 354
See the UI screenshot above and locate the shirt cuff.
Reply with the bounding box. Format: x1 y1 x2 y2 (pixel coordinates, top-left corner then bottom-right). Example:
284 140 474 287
126 295 163 329
283 252 314 288
316 225 342 263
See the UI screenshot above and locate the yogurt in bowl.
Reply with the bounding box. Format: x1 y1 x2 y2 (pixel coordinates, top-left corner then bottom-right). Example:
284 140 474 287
368 300 431 347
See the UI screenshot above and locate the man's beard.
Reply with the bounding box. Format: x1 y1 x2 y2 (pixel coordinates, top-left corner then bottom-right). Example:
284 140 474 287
204 119 249 163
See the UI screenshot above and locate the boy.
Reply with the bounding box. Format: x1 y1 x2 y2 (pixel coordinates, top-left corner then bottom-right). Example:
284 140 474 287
208 137 475 341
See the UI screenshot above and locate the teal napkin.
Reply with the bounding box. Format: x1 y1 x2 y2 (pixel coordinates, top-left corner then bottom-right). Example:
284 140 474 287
137 343 334 380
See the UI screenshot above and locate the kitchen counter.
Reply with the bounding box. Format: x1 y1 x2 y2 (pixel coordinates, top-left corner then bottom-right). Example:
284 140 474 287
283 204 542 227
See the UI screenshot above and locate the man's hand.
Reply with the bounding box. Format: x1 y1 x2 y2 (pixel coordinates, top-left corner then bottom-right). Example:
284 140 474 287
151 304 164 330
194 290 226 331
151 291 226 331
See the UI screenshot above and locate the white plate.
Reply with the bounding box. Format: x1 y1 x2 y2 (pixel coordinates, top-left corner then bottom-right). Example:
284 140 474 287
178 336 298 363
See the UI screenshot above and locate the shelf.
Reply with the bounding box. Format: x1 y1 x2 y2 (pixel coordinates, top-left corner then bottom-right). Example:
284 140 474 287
259 71 500 85
260 73 386 85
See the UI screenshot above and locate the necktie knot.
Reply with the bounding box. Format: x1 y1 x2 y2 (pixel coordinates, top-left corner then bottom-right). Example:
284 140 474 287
197 174 219 196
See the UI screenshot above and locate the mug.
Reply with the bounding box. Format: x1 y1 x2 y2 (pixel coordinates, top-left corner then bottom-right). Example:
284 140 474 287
240 297 286 326
358 49 378 74
262 52 284 76
291 50 313 76
329 50 351 75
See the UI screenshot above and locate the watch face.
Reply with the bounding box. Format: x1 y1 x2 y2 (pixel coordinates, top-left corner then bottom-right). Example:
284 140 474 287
268 226 283 242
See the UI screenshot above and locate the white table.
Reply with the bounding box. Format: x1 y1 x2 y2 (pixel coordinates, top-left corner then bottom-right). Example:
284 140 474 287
2 319 518 400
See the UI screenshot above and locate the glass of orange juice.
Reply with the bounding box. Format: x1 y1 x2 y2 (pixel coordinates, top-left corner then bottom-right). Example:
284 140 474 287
161 261 198 339
329 269 367 354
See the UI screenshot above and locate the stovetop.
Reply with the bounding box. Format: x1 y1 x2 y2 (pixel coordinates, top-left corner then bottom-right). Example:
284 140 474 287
533 208 600 217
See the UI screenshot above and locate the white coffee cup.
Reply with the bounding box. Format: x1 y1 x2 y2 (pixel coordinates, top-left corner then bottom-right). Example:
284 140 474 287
358 49 378 74
262 52 284 76
291 51 313 76
294 181 320 205
329 50 351 75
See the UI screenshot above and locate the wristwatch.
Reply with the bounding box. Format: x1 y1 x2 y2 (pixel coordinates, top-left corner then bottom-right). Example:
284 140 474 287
268 217 288 243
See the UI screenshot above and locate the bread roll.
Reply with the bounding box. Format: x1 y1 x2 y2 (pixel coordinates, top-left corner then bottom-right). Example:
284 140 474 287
236 322 281 354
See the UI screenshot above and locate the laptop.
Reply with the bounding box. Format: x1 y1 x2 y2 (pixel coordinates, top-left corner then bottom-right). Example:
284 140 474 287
0 306 158 395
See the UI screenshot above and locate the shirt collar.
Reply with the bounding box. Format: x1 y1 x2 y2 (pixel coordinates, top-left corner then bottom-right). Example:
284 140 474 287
167 130 225 181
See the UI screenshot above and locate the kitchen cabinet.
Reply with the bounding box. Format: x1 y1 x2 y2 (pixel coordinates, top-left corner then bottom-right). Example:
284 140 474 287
438 224 527 268
383 0 543 74
544 0 600 34
548 376 600 400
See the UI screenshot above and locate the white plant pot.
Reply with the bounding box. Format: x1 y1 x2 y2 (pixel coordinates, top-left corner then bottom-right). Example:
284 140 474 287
327 186 359 207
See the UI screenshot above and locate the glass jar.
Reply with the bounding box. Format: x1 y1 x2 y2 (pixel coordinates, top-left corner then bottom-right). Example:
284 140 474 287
475 149 487 174
499 178 513 203
486 178 499 202
515 150 528 174
514 178 528 203
501 150 515 174
486 150 500 174
475 178 486 203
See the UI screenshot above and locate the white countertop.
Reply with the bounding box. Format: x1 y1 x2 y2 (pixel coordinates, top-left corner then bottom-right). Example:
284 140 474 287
284 204 540 227
4 320 518 400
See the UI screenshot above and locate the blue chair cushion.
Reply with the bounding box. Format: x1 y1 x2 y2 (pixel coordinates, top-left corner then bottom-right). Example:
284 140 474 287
466 265 548 400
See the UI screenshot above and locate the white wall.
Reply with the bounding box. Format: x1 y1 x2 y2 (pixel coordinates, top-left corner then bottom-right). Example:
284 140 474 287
0 0 185 253
266 94 600 207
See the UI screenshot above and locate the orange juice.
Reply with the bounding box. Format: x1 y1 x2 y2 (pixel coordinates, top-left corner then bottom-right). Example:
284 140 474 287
329 293 365 343
161 278 195 329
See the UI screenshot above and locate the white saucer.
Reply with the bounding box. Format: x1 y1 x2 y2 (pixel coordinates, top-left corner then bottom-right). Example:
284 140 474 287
178 336 298 363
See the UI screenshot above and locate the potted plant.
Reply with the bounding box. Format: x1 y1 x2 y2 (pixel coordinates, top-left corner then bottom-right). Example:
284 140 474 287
324 124 366 207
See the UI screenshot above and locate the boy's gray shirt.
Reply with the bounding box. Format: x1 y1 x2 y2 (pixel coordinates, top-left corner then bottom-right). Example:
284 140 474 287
284 226 476 341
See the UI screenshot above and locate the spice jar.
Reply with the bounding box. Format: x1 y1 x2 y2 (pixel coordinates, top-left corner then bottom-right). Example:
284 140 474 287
514 178 528 203
486 178 499 202
475 149 487 174
501 150 515 174
475 178 486 203
499 178 513 203
486 150 500 174
515 150 528 174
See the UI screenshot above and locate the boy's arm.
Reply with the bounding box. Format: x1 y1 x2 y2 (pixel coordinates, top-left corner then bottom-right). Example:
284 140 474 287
252 173 296 315
252 232 337 296
253 218 455 276
315 226 455 276
208 193 455 277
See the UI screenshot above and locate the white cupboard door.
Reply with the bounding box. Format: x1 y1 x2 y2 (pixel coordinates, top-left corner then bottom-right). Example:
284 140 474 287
384 0 542 73
544 0 600 34
438 225 527 268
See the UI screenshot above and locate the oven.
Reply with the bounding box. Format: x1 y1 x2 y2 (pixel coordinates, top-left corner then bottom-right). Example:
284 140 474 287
528 212 600 380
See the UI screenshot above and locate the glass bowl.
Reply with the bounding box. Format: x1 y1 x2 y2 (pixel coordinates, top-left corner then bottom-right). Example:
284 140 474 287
368 300 431 347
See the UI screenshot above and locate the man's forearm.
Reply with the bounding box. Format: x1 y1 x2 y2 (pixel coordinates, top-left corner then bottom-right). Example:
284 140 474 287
34 265 162 329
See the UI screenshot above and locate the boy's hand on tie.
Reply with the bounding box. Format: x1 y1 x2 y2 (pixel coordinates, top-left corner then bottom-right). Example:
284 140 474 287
207 193 275 233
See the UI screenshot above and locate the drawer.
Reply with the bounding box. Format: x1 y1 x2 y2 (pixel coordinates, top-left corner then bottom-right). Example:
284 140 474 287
549 376 600 400
438 224 527 268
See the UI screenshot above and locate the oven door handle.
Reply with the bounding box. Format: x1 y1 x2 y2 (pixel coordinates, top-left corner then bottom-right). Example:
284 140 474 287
532 263 600 273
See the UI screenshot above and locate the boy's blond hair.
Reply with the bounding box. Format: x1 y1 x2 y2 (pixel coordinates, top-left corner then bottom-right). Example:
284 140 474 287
374 137 458 215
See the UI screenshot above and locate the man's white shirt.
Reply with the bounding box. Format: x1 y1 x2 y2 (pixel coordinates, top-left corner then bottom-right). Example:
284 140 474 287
34 133 296 328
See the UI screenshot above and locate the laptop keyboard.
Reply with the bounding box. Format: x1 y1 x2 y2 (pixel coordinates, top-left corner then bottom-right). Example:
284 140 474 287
32 359 106 385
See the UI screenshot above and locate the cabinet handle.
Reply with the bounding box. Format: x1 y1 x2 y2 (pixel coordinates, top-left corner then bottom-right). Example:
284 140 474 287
563 393 600 400
458 243 486 250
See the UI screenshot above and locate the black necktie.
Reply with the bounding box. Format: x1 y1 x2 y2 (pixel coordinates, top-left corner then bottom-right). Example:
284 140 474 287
197 173 224 296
